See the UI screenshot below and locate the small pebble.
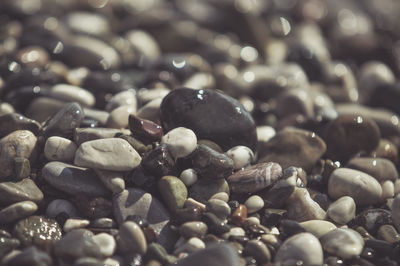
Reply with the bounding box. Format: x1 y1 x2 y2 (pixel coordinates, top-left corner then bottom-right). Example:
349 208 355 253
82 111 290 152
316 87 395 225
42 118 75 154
63 218 90 232
44 136 77 162
327 196 356 225
226 146 254 170
158 176 188 211
285 187 326 222
179 222 208 239
210 192 229 202
5 246 52 266
300 220 337 238
161 127 197 159
320 228 364 259
244 240 271 263
92 233 116 257
106 105 136 129
206 199 231 220
244 195 264 214
381 180 395 200
174 237 205 255
0 201 37 223
118 221 147 255
94 169 125 194
377 225 400 244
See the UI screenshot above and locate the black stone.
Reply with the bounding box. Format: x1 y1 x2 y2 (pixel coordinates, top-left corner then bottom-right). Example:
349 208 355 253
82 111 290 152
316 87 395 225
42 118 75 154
278 219 306 239
259 180 295 209
141 144 176 177
352 209 392 234
191 144 234 179
160 88 257 152
41 102 84 139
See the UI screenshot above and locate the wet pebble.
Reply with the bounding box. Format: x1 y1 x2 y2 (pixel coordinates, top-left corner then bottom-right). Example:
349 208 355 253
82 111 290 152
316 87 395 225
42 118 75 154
179 169 198 187
179 222 208 239
347 157 398 182
44 136 77 162
328 168 382 206
377 224 400 244
244 195 264 214
129 115 163 141
0 201 37 223
285 187 326 222
63 218 90 232
174 237 205 255
320 228 364 259
158 176 188 211
226 146 254 170
0 179 43 205
74 138 142 171
206 199 231 220
118 221 147 255
327 196 356 225
160 88 257 152
161 127 197 159
244 240 271 263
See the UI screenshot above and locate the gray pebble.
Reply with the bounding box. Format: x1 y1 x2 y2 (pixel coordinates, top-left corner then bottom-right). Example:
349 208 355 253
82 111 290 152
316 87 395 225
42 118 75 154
5 246 52 266
285 187 326 222
206 199 231 220
92 233 116 257
377 225 400 244
189 178 229 204
174 237 205 255
49 84 96 107
179 169 198 187
106 105 136 129
300 220 337 238
347 157 398 182
244 195 264 214
0 179 43 205
46 199 78 219
44 136 77 162
179 221 208 239
0 201 37 223
320 228 364 259
118 221 147 255
244 240 271 264
327 196 356 225
210 192 229 202
161 127 197 159
74 127 126 146
94 169 125 194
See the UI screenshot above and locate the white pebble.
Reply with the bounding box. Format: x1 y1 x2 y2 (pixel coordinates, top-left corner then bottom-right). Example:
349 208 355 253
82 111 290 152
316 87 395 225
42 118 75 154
245 195 264 214
63 218 90 232
226 146 254 170
93 233 116 257
256 126 276 143
44 136 77 162
381 180 395 200
180 169 198 187
161 127 197 159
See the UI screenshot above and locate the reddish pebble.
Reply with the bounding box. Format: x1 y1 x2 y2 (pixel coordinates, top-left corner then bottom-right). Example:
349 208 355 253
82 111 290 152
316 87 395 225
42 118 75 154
231 204 247 226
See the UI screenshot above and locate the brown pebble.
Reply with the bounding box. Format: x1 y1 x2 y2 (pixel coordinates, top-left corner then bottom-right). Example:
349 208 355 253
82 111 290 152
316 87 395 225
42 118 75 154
129 114 163 141
231 204 247 226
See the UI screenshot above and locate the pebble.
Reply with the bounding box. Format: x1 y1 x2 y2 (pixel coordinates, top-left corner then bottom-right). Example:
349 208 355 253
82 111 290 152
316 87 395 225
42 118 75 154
0 103 14 116
320 228 364 259
113 188 177 251
13 215 62 248
49 84 96 107
347 157 398 182
74 127 126 146
118 221 147 255
202 212 230 235
106 105 136 129
46 199 78 219
179 222 208 239
226 146 255 170
158 176 188 211
179 169 198 187
91 218 116 229
275 232 323 265
231 204 247 226
54 229 103 262
0 178 43 205
377 225 400 244
174 243 240 266
244 240 271 263
129 115 163 141
206 199 231 220
136 98 163 123
44 136 77 162
258 127 326 171
141 144 175 177
41 102 85 139
174 237 205 255
244 195 264 214
74 138 142 171
191 144 234 179
210 192 229 202
161 127 197 159
256 126 276 143
354 208 392 233
94 169 125 194
324 114 381 161
0 201 37 223
381 180 395 200
0 130 37 179
300 220 337 238
189 178 230 203
262 179 295 208
222 227 245 239
5 246 52 266
0 113 40 138
160 88 257 152
327 196 356 225
63 218 90 232
328 168 382 205
392 194 400 231
106 89 137 112
262 209 287 227
42 161 109 197
227 162 282 193
285 187 326 222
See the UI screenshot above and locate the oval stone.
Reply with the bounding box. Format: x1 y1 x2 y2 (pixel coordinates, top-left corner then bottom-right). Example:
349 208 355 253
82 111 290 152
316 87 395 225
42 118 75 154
160 88 257 152
320 228 364 259
44 136 77 162
328 168 382 205
327 196 356 225
347 157 398 182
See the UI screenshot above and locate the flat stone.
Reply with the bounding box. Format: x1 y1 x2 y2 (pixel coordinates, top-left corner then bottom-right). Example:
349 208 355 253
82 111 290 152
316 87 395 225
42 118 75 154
347 157 398 182
258 127 326 171
327 196 356 225
74 138 141 171
285 188 326 222
94 169 125 194
118 221 147 255
320 228 364 259
191 144 234 179
328 168 382 206
0 130 37 179
41 102 85 139
92 233 116 257
160 88 257 152
44 136 77 162
42 161 109 197
13 216 62 248
275 232 323 265
228 162 282 194
54 229 103 262
49 84 95 107
0 113 40 138
0 201 37 223
74 127 125 146
226 146 255 170
189 178 229 203
161 127 197 159
5 246 52 266
0 179 43 205
174 243 240 266
113 188 177 251
300 220 337 238
158 176 188 211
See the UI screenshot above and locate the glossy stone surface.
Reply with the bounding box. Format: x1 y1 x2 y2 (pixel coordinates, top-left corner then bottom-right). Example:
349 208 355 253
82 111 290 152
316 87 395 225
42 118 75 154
160 88 257 152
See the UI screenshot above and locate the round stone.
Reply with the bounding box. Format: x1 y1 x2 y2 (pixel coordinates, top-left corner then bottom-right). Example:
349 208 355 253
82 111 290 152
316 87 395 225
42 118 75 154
327 196 356 225
206 199 231 220
160 88 257 152
210 192 229 202
328 168 382 206
180 169 198 187
381 180 395 200
0 201 37 223
244 195 264 214
92 233 116 257
158 176 188 211
118 221 147 255
244 240 271 263
44 136 77 162
161 127 197 159
320 228 364 259
189 178 229 204
275 232 323 265
226 146 254 170
74 138 142 171
106 89 137 112
174 237 205 255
